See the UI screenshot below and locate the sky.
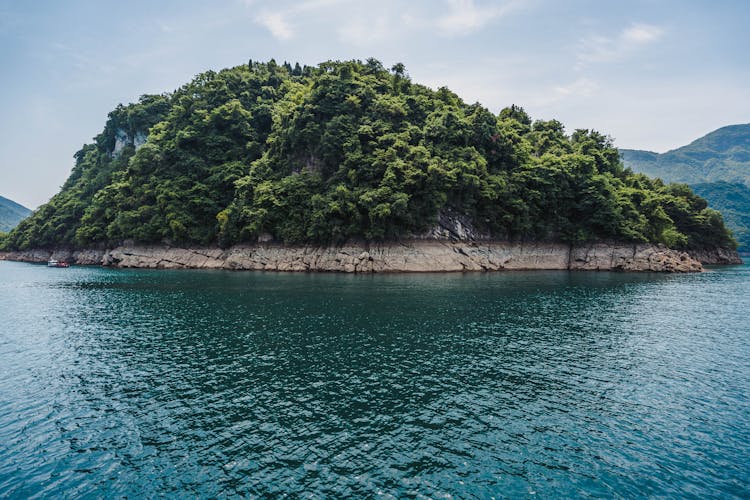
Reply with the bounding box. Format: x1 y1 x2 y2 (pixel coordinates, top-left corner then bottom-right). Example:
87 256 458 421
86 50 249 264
1 0 748 209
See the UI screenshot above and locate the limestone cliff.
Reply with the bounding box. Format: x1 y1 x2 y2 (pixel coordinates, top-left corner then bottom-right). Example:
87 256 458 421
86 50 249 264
683 246 743 265
111 128 148 157
0 241 714 273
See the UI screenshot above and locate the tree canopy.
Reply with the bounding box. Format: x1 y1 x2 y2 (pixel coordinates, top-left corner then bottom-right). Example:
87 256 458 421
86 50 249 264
1 59 737 251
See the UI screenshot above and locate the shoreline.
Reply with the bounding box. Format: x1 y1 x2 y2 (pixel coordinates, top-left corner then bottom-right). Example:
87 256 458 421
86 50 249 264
1 240 741 273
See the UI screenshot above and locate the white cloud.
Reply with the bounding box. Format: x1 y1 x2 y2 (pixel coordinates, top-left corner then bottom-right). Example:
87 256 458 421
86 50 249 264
248 0 525 44
436 0 519 35
334 3 433 45
622 23 663 44
294 0 349 11
255 10 293 40
577 22 665 67
553 77 599 98
337 15 393 45
250 0 350 40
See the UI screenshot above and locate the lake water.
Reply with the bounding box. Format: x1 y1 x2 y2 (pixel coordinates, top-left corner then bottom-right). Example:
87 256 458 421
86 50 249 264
1 261 749 497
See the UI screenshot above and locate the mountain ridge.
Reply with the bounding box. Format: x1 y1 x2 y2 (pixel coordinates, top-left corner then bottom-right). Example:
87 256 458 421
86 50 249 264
620 123 750 186
0 196 31 232
620 123 750 252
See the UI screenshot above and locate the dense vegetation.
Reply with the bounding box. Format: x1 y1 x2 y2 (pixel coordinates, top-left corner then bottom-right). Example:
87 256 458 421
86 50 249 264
0 195 31 233
0 59 736 252
691 182 750 251
620 124 750 251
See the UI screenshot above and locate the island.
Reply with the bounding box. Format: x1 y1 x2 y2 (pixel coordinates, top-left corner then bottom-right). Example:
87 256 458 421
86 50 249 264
0 59 741 272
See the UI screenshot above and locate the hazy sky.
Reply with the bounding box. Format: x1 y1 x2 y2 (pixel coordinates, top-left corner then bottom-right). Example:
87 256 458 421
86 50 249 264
1 0 748 208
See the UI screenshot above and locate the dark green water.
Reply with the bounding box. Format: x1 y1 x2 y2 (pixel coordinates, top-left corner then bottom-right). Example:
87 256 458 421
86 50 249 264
1 261 749 498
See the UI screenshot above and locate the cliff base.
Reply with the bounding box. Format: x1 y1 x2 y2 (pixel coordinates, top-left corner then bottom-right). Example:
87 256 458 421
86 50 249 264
0 241 720 273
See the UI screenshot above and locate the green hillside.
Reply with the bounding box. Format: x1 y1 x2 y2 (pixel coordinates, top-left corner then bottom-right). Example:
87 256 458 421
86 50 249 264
0 59 736 252
691 182 750 252
0 196 31 232
620 124 750 185
620 124 750 252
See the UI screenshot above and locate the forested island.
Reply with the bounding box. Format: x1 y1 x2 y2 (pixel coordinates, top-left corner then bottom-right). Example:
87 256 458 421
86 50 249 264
0 59 740 271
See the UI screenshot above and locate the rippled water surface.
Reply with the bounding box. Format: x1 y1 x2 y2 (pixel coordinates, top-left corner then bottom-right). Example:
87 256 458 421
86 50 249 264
1 261 749 497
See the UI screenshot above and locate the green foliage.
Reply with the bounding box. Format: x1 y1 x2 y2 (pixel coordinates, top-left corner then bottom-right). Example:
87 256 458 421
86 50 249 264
621 125 750 251
692 182 750 251
2 59 736 252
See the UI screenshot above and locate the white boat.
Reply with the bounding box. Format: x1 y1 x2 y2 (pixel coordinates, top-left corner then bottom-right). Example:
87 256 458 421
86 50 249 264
47 259 70 268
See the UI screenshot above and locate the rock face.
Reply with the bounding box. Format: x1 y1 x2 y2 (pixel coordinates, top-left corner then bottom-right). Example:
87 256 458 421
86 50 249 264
0 241 714 273
0 248 107 266
111 128 148 157
418 209 491 241
684 246 744 265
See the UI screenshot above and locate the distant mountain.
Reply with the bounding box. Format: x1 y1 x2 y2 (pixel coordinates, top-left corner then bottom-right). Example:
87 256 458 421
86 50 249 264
620 124 750 252
691 182 750 253
620 123 750 185
0 196 31 232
